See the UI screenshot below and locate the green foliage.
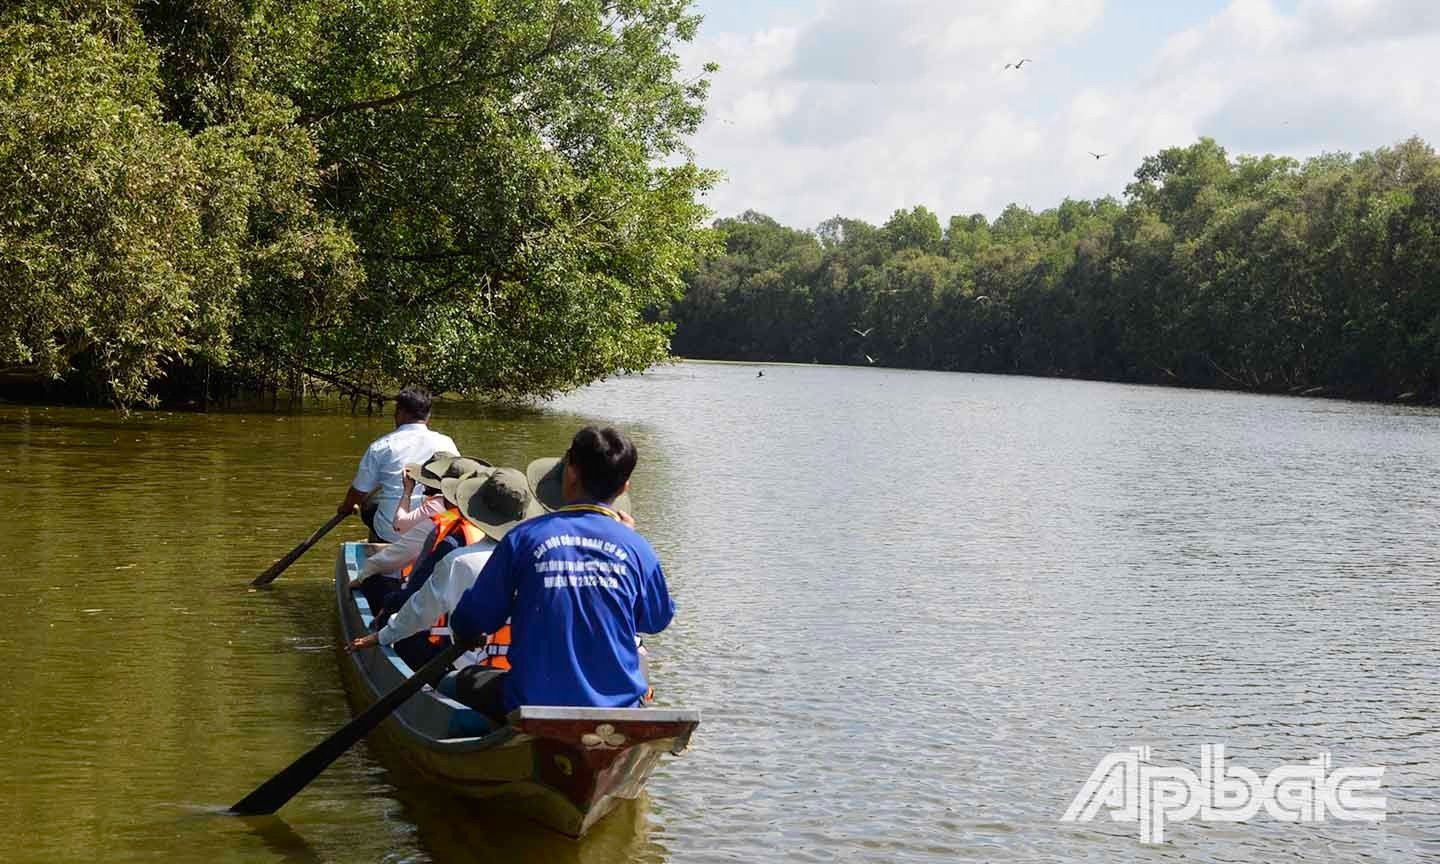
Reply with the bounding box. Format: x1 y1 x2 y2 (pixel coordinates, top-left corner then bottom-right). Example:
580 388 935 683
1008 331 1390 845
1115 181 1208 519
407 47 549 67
0 0 715 405
674 136 1440 401
0 7 198 405
882 206 942 253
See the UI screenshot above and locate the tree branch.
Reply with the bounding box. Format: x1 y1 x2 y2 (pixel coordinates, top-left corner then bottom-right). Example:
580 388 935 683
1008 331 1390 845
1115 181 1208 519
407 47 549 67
298 364 389 402
0 364 51 379
299 76 468 125
360 248 493 263
297 15 576 125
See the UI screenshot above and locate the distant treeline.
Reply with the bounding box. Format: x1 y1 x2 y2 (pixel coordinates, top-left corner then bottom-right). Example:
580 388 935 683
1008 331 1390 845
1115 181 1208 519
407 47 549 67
672 137 1440 402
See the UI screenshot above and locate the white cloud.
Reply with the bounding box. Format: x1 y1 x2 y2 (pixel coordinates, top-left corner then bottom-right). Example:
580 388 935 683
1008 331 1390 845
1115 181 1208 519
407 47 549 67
1096 0 1440 175
682 0 1440 229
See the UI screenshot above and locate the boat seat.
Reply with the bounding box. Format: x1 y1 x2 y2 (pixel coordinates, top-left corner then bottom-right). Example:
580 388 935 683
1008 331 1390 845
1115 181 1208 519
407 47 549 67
435 669 499 737
444 706 496 738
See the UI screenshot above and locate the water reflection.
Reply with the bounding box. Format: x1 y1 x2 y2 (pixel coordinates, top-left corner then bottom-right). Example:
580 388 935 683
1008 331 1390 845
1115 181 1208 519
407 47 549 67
236 817 324 864
396 787 666 864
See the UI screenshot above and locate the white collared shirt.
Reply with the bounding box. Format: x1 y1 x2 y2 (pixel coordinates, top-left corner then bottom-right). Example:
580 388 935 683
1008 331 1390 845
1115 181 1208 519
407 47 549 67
352 422 458 541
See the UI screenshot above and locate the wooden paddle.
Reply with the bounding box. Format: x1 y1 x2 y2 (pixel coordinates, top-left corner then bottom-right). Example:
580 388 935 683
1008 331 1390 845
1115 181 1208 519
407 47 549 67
229 640 469 815
252 509 354 587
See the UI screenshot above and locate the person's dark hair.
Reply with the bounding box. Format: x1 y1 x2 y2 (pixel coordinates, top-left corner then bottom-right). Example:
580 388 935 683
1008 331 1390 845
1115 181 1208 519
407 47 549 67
394 385 433 421
566 426 637 502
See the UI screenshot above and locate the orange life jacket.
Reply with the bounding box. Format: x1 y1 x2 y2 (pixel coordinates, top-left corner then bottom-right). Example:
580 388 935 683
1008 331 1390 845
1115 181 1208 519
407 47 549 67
477 624 511 669
433 508 510 666
408 508 485 646
402 509 484 578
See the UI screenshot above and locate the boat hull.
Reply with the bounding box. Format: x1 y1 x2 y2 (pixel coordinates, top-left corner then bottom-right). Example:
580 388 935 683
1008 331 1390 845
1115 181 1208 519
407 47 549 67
333 542 698 837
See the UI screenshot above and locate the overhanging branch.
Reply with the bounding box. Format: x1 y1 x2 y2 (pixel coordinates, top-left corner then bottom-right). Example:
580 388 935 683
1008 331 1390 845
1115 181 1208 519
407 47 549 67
297 14 573 125
361 248 492 263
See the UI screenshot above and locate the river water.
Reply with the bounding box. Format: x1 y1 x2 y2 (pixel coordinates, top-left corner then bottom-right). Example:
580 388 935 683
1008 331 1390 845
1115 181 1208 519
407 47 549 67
0 361 1437 863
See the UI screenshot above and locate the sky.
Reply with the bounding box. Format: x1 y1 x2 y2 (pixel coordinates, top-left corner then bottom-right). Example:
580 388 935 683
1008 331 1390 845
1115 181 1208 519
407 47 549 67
680 0 1440 228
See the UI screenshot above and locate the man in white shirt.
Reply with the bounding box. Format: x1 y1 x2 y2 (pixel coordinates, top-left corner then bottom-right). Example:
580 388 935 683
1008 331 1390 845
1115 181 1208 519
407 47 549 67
336 386 459 542
352 454 490 586
346 467 543 668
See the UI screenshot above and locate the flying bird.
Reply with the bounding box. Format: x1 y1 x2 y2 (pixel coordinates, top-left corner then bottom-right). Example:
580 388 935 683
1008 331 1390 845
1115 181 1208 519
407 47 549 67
1004 58 1033 70
1088 151 1107 160
865 354 877 365
852 327 873 337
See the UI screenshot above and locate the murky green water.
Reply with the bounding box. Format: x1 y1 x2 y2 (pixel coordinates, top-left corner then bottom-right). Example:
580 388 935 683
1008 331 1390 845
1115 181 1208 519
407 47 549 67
1 362 1437 862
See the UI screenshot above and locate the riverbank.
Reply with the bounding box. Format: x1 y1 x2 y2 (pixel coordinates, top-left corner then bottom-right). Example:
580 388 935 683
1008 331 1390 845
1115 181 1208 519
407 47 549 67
6 354 1435 413
674 356 1440 406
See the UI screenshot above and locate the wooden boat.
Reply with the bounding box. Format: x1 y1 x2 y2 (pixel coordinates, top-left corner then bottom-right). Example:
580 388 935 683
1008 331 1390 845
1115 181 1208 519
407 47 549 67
333 542 700 838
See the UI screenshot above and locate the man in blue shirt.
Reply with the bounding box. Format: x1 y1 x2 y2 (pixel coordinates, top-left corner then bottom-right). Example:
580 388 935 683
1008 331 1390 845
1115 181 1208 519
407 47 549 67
449 426 674 721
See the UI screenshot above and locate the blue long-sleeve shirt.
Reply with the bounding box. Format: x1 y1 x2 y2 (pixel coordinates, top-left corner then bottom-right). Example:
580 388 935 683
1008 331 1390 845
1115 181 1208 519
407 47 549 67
450 508 675 710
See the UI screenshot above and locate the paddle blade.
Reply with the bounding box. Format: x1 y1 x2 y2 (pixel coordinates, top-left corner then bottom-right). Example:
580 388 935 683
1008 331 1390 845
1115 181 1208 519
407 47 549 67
229 641 468 815
251 510 350 587
251 556 299 588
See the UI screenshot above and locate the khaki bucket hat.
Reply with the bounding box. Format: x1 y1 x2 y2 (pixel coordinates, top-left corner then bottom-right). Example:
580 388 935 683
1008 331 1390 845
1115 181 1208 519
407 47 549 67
402 451 458 485
405 453 491 491
440 464 492 507
525 456 632 515
452 467 545 541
